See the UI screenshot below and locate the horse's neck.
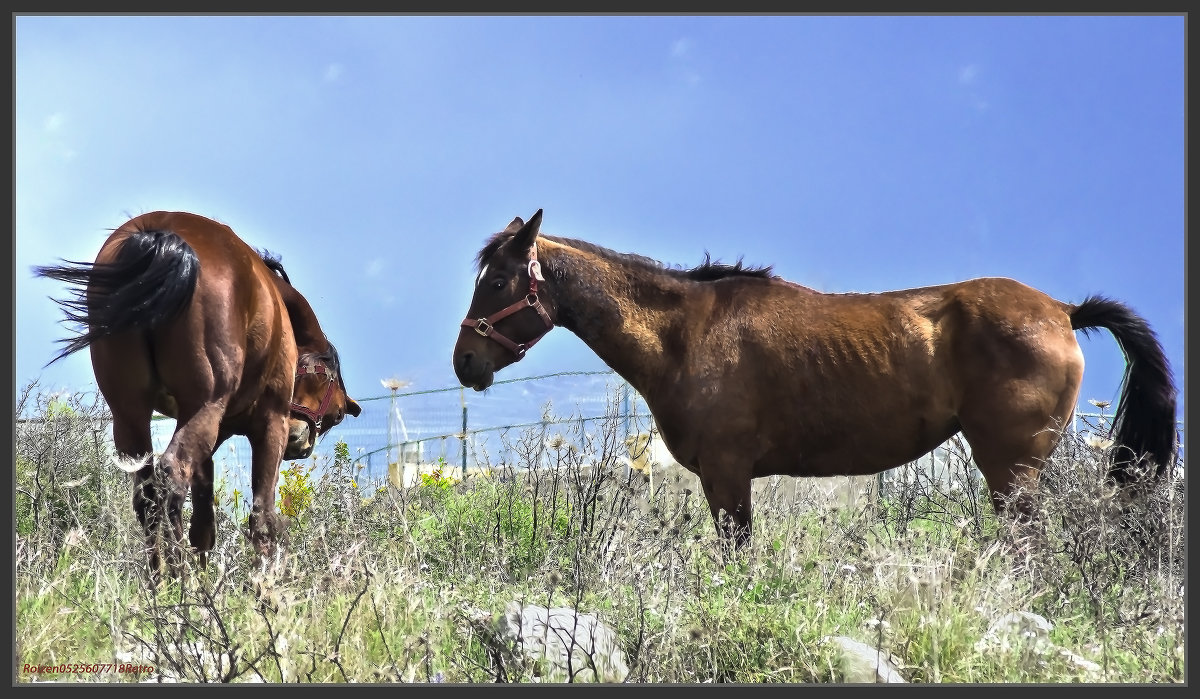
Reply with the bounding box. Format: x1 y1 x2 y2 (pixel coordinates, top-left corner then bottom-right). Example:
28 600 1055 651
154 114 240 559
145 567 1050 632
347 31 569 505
543 243 690 392
273 278 327 351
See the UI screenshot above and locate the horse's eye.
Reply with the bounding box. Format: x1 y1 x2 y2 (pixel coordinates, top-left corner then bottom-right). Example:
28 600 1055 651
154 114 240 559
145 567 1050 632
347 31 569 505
490 278 505 290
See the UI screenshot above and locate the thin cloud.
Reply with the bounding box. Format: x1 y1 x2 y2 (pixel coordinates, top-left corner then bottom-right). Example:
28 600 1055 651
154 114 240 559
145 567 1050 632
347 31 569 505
41 112 76 160
365 257 385 277
323 63 344 83
670 38 701 86
958 64 979 85
957 64 989 112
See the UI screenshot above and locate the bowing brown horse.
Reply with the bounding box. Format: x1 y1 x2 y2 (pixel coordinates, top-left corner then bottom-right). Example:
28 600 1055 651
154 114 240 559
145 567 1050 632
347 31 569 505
453 209 1177 548
34 211 362 576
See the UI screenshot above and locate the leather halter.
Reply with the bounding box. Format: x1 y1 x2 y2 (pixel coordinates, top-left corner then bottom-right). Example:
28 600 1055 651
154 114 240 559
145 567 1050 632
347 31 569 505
460 245 554 360
290 358 337 432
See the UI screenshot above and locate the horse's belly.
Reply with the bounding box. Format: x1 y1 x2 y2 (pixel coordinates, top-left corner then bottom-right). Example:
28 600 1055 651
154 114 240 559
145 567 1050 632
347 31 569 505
757 422 960 478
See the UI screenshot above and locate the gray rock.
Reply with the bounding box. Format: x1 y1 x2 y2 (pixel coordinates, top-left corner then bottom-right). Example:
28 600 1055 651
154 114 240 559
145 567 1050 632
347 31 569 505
822 635 907 683
975 610 1102 679
976 611 1054 653
468 602 630 683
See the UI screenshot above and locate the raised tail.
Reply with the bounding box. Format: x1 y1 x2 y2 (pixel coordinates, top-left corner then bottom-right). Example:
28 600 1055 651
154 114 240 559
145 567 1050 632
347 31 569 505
32 229 200 365
1070 295 1178 483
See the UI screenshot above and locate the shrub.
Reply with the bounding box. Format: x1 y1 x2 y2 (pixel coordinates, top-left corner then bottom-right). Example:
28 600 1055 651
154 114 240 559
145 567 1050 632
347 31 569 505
278 463 315 519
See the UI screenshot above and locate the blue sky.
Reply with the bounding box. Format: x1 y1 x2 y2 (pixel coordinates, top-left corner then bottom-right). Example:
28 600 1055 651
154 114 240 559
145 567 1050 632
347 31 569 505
15 15 1186 431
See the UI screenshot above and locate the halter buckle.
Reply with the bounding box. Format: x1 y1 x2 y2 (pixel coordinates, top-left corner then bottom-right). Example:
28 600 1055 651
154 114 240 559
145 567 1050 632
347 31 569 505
474 319 493 337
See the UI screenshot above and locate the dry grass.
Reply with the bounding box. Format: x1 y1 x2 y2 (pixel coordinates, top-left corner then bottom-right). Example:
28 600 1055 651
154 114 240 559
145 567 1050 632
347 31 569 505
13 381 1185 683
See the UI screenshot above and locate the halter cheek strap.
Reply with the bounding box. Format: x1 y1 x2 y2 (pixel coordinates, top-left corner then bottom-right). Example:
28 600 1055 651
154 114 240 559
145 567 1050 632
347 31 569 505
290 361 337 431
460 246 554 360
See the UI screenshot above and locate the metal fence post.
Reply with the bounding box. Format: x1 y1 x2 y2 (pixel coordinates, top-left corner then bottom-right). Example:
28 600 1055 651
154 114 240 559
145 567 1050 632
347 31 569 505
460 387 468 472
621 380 632 446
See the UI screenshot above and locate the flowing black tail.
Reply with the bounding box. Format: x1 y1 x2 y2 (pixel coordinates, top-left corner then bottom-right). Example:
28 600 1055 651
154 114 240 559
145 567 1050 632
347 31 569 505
1070 295 1178 484
32 229 200 365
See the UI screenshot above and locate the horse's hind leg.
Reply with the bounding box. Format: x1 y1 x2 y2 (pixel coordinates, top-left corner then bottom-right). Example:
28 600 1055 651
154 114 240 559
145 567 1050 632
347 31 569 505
117 421 163 576
189 433 229 568
968 440 1047 522
956 324 1084 522
961 386 1079 522
90 340 163 578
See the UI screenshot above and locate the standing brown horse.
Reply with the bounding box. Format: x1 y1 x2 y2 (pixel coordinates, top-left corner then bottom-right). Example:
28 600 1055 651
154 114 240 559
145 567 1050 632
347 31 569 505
34 211 362 576
453 209 1177 548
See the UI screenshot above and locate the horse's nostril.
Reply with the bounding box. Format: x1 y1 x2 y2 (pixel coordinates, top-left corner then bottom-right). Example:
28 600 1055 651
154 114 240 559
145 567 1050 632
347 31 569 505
457 352 474 371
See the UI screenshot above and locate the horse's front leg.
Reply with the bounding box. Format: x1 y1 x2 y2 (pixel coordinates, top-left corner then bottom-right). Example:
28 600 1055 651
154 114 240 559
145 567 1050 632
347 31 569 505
248 410 291 566
698 460 754 553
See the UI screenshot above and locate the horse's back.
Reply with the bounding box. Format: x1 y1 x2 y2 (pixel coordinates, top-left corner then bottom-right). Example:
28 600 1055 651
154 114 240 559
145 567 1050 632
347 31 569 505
779 276 1079 364
660 274 1085 478
813 275 1084 414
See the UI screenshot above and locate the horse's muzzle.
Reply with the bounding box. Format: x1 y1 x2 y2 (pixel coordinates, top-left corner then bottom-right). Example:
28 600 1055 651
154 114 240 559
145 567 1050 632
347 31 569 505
285 419 314 459
454 350 495 392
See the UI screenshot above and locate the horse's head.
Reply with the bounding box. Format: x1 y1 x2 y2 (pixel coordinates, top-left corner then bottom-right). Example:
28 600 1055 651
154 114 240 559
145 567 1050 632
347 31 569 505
285 346 362 459
454 209 555 391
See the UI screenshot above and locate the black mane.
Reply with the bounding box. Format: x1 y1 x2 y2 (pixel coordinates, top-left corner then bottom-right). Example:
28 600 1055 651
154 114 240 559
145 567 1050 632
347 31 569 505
258 249 291 285
682 251 776 281
476 232 776 282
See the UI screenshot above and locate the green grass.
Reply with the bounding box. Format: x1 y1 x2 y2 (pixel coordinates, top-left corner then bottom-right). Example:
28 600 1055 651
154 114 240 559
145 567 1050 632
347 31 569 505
14 382 1185 683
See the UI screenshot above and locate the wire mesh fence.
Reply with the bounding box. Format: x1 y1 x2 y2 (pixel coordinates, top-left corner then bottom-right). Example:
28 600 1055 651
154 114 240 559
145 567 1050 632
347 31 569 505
346 370 657 489
131 370 654 497
18 372 1185 504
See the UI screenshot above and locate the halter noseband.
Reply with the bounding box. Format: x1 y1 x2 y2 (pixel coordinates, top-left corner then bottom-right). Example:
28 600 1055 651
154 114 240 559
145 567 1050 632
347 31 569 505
290 359 337 432
460 246 554 360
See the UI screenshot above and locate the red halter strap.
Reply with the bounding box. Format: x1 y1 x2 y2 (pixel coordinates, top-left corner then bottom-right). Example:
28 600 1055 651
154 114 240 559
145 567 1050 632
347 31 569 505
290 359 337 431
460 246 554 360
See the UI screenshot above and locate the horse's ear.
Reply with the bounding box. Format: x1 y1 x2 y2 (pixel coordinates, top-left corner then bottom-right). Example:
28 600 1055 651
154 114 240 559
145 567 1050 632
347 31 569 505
510 209 543 253
346 397 362 418
503 217 525 234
